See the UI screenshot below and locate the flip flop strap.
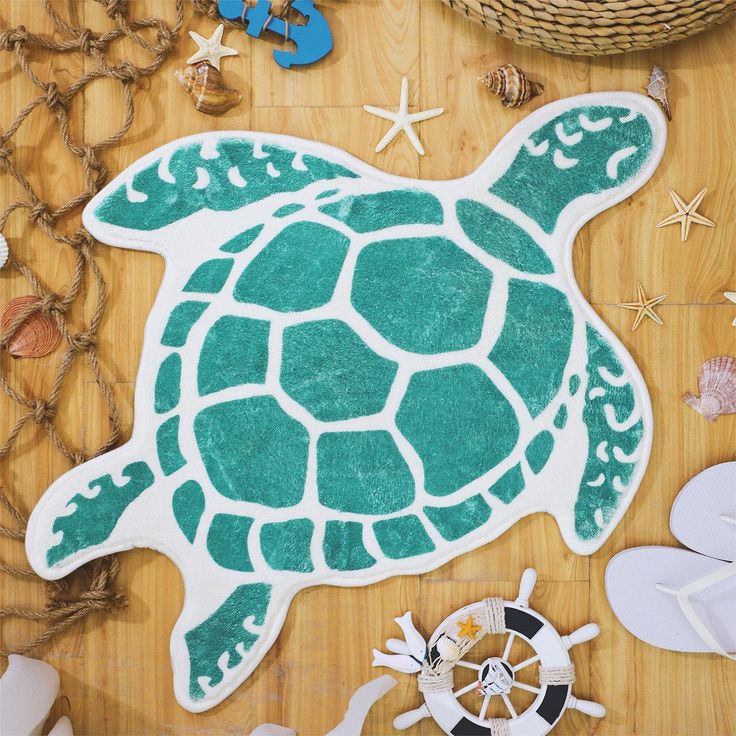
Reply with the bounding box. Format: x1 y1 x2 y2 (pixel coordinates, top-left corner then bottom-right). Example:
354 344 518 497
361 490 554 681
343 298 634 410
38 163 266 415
657 560 736 660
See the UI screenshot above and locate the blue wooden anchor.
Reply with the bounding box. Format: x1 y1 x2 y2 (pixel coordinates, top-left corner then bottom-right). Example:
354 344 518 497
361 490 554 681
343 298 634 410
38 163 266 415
218 0 333 69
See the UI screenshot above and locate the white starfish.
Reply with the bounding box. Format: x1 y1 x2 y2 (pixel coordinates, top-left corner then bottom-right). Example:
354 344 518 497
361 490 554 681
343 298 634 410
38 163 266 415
725 292 736 326
187 24 238 71
363 77 444 156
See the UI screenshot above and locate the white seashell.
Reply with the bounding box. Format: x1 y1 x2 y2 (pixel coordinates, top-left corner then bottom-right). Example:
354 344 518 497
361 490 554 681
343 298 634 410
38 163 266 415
0 654 61 736
0 233 8 269
435 634 462 662
682 356 736 422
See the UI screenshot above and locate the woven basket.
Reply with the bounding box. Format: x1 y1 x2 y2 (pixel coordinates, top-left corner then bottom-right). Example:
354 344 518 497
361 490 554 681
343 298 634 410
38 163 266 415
441 0 735 56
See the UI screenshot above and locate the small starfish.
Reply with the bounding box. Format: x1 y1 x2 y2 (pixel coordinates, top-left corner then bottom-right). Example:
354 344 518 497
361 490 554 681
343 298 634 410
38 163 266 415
656 187 715 242
363 77 444 156
617 282 667 331
456 615 482 640
187 24 238 71
725 292 736 327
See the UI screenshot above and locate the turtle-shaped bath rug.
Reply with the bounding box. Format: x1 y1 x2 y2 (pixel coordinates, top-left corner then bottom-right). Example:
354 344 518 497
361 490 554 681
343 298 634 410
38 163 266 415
26 92 665 712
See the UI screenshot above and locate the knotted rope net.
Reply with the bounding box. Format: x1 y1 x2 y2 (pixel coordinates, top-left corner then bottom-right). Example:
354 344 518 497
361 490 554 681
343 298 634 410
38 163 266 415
0 0 183 659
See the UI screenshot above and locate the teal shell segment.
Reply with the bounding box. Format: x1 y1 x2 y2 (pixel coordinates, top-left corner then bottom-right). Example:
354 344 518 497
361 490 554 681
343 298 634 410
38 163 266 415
491 105 654 233
456 200 554 274
323 521 376 570
317 430 414 514
260 518 314 572
396 365 519 496
575 324 644 540
373 515 435 559
352 237 492 354
46 462 154 566
525 430 555 474
273 203 305 218
319 189 444 232
488 464 525 504
198 316 269 396
172 480 205 544
194 397 309 507
207 513 255 572
220 224 264 253
316 188 339 200
569 374 581 395
489 279 573 417
554 404 568 429
154 353 181 414
234 221 350 311
185 583 271 700
161 301 209 348
424 494 492 541
183 258 234 294
281 319 398 421
94 139 358 231
157 416 186 476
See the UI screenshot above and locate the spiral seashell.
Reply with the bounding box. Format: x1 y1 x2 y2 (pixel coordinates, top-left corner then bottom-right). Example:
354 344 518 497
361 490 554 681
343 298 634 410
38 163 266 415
0 233 8 269
682 355 736 422
0 295 61 359
479 64 544 108
175 62 241 116
647 65 672 121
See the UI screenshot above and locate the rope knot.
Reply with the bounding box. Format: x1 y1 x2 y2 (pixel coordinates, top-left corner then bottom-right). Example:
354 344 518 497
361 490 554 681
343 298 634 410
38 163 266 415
72 452 88 466
0 145 13 170
0 26 29 51
78 29 98 55
68 229 94 252
69 331 96 352
29 202 57 228
38 293 63 316
111 62 139 84
80 588 127 610
31 399 55 424
105 0 127 18
44 82 63 112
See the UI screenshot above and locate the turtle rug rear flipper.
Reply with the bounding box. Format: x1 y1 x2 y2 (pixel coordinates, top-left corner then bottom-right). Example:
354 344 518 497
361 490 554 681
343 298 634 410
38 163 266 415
25 443 160 579
171 580 288 712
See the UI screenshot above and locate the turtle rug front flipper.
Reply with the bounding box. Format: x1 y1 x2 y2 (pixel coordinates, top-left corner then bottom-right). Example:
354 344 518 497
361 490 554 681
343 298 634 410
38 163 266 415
24 442 162 579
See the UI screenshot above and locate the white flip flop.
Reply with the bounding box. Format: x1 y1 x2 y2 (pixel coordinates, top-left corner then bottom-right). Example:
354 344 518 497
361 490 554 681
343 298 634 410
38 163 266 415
670 461 736 563
605 546 736 657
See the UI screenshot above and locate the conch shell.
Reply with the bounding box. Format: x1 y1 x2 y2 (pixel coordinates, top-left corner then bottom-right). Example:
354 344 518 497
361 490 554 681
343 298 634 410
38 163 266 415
175 62 241 116
0 233 8 269
682 355 736 422
1 295 61 359
479 64 544 108
647 65 671 121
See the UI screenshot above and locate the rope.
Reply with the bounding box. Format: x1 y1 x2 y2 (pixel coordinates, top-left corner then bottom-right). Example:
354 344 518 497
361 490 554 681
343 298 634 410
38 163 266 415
0 0 183 659
489 719 510 736
539 663 576 686
417 667 454 693
481 596 505 635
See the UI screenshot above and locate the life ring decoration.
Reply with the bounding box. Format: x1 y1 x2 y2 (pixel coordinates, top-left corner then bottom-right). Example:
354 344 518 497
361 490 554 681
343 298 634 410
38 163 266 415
372 569 606 736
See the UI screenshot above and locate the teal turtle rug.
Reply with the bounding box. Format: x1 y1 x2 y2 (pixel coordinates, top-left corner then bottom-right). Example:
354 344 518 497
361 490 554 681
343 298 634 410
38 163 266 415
26 92 666 712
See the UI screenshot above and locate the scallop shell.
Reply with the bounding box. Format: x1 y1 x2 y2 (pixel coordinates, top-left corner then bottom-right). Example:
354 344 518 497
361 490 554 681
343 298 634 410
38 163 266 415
682 355 736 422
175 62 241 116
647 65 672 121
479 64 544 108
435 635 461 662
0 295 61 359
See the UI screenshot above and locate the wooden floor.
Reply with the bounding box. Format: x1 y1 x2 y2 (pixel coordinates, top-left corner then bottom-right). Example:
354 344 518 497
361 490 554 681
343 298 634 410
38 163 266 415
1 2 735 734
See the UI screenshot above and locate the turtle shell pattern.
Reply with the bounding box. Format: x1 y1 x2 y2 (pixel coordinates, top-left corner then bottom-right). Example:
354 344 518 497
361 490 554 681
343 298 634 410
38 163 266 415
26 93 664 712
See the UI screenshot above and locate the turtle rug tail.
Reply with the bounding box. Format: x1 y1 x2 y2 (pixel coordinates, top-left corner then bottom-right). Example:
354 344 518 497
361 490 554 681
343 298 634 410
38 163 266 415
172 580 283 712
25 443 158 580
573 324 648 545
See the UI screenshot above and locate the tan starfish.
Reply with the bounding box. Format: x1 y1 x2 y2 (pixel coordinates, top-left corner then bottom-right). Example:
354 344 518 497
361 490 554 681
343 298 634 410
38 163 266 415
656 187 715 242
617 282 667 331
187 24 238 71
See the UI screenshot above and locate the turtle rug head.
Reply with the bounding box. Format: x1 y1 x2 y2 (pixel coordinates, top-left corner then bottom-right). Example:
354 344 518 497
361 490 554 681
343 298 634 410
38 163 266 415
26 92 665 711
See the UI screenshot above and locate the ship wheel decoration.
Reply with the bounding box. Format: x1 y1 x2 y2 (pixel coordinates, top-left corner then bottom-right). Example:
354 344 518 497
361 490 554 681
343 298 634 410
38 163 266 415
372 569 606 735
